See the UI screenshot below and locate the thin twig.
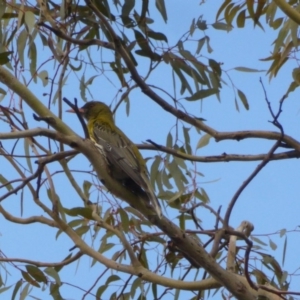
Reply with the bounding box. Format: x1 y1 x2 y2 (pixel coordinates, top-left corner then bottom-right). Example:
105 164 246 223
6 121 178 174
63 97 89 138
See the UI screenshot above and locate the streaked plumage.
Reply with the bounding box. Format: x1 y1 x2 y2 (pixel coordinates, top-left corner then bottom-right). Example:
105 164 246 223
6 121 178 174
71 101 162 218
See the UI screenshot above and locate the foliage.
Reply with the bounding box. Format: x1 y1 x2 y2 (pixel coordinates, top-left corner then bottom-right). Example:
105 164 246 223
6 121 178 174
0 0 300 299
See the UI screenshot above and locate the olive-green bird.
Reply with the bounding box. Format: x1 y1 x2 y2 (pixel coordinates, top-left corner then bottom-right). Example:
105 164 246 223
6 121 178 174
68 101 162 218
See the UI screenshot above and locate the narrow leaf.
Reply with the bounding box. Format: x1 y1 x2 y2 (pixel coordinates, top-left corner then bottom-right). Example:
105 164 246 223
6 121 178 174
0 174 13 191
155 0 167 22
282 236 287 266
24 139 33 173
11 280 22 300
186 88 218 101
237 89 249 110
234 66 265 72
17 29 27 67
196 134 211 149
24 11 35 33
25 265 47 283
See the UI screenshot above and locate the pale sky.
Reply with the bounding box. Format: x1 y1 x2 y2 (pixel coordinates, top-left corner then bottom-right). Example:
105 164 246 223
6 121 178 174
1 1 300 299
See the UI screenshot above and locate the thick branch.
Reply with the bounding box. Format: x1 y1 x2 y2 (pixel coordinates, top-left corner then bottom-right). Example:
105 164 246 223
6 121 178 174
0 66 75 136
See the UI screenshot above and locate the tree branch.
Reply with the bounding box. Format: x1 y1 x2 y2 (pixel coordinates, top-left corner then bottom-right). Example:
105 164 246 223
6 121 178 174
0 251 83 268
0 205 56 227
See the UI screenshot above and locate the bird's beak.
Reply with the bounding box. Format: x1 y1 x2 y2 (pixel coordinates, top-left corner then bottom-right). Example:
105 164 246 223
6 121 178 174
66 108 85 114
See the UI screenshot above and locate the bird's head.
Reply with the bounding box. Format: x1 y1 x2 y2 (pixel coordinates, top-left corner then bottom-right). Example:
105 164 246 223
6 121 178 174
67 101 113 121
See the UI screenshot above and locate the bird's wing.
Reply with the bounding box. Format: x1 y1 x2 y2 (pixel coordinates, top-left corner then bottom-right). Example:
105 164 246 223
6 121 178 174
93 123 147 187
93 122 162 218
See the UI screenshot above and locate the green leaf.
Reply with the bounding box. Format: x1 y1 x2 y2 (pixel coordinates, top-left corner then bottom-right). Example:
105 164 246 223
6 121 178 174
161 169 173 189
63 207 93 219
185 88 218 101
38 70 48 86
24 11 35 33
195 189 208 203
106 274 120 285
134 30 151 51
216 0 232 20
280 271 288 285
96 285 107 299
155 170 164 194
251 236 267 246
0 174 13 191
148 30 168 43
0 285 12 294
24 139 33 173
68 219 84 228
286 81 298 95
122 0 135 17
80 73 87 102
150 156 161 189
236 9 246 28
196 37 205 54
174 155 187 170
189 18 195 36
17 29 27 67
237 89 249 110
167 160 184 191
75 225 90 236
119 208 129 232
83 180 92 198
171 61 193 95
131 277 142 298
269 238 277 250
206 36 213 53
29 42 37 82
93 0 115 21
135 49 160 61
234 66 265 72
211 22 233 31
155 0 167 23
183 126 192 154
271 17 283 30
166 132 173 147
152 283 157 300
50 282 63 300
44 267 61 285
99 241 114 254
208 59 221 77
196 134 211 149
197 19 207 30
252 269 268 284
25 265 47 283
200 188 210 203
21 271 40 287
69 61 82 71
279 228 286 237
282 236 287 266
179 213 186 230
96 275 121 298
11 280 22 300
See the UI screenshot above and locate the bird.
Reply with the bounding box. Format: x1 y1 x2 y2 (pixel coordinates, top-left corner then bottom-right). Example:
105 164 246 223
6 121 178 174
67 101 162 218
